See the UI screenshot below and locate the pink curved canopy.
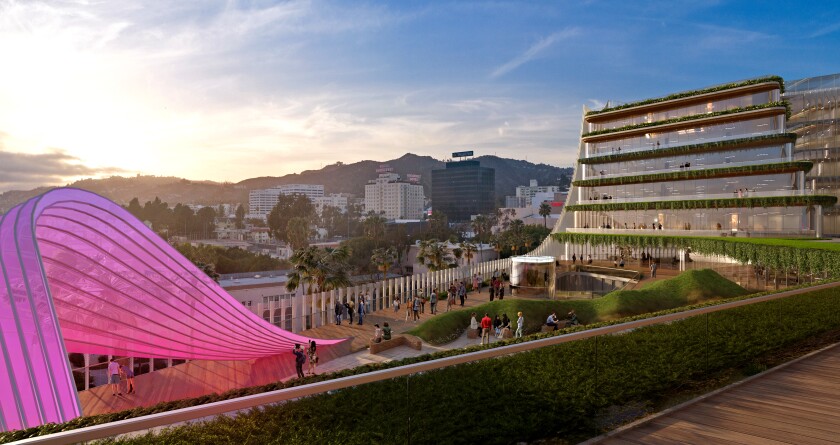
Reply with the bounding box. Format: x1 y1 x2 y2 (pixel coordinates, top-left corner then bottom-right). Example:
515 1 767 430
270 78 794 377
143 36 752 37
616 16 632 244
0 188 344 432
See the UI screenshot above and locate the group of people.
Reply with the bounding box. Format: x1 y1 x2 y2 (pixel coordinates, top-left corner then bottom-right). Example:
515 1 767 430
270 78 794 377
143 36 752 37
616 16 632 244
404 280 473 322
545 309 579 331
488 276 505 301
371 322 393 343
570 253 593 265
471 311 525 344
334 295 368 326
107 358 136 396
292 340 319 379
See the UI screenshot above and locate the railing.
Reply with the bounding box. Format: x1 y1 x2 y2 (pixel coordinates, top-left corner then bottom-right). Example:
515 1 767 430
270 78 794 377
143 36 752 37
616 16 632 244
584 130 779 159
18 280 840 444
565 228 817 238
584 157 789 180
577 189 812 204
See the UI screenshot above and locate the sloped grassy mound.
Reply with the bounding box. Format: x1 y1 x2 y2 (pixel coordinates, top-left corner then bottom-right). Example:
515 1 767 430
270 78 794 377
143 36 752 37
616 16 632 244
593 269 749 319
408 269 747 345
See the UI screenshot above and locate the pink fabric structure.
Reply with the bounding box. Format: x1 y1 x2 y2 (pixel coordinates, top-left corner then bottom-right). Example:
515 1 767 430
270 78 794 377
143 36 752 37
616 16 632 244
0 188 345 432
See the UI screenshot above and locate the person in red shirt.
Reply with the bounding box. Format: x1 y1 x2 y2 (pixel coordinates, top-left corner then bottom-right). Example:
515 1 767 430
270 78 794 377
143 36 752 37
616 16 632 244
480 313 493 345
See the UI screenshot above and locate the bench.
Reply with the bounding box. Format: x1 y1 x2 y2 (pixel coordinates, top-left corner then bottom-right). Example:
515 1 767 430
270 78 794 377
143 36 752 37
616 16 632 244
369 334 422 354
541 324 557 333
467 328 479 339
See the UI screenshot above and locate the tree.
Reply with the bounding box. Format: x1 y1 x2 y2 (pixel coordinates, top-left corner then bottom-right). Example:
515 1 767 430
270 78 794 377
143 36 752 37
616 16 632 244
286 246 352 294
235 204 246 229
196 206 217 238
470 214 494 244
267 194 315 242
426 210 451 240
363 213 388 245
416 239 455 271
286 217 313 250
370 246 397 280
459 241 477 266
539 202 552 228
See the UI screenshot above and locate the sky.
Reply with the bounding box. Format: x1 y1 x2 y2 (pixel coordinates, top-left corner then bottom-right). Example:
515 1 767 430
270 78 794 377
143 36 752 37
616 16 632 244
2 0 840 192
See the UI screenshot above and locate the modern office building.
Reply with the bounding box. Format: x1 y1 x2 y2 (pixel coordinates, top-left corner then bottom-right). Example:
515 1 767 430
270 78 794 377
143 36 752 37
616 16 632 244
248 184 325 219
786 74 840 236
555 75 835 237
430 160 496 222
364 173 425 220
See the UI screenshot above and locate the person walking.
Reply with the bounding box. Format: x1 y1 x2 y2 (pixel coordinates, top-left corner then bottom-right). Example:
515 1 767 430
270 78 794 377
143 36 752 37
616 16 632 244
480 313 492 345
292 344 306 379
412 294 421 321
307 340 318 376
447 285 456 312
420 291 426 314
429 289 438 314
515 311 524 338
459 281 466 306
120 362 136 394
347 300 355 324
572 253 577 264
650 260 658 278
108 358 122 396
341 301 349 324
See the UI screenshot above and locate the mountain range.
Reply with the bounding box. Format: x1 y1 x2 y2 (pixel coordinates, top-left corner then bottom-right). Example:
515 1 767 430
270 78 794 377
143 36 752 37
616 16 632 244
0 154 572 213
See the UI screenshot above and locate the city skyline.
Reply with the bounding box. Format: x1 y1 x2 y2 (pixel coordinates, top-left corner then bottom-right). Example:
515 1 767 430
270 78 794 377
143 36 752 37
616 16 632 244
3 1 840 192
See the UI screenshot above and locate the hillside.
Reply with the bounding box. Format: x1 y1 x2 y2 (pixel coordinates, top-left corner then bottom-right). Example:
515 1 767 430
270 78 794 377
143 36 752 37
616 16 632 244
0 154 572 212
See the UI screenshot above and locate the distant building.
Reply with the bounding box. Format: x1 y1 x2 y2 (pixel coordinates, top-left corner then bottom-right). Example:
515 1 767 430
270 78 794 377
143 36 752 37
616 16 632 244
507 180 562 208
313 194 349 215
364 173 425 220
431 160 495 222
248 184 325 219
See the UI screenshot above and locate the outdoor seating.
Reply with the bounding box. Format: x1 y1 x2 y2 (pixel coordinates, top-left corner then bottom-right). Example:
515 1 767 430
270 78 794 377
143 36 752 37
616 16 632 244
369 334 422 354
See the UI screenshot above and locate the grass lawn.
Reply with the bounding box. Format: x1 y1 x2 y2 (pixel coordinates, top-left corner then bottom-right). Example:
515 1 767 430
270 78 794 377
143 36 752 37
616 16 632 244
406 269 749 344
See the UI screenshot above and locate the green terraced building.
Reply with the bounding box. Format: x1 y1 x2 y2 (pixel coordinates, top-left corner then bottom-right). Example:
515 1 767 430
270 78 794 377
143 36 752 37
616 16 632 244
556 76 837 238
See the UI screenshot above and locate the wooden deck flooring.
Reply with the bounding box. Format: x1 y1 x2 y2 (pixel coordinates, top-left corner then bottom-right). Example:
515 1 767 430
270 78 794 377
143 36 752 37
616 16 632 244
596 344 840 445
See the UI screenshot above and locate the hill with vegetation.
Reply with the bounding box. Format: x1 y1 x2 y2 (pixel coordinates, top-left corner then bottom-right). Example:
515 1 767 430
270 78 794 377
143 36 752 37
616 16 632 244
0 154 571 212
408 269 747 344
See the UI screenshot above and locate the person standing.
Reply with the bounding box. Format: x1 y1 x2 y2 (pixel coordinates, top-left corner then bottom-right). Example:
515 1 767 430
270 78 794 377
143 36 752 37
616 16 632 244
470 312 480 337
472 274 480 294
420 291 427 314
650 260 658 278
307 340 318 376
459 281 466 306
498 282 505 300
515 311 524 338
429 289 438 315
447 285 456 312
292 344 306 379
393 296 400 313
341 301 349 324
348 300 355 324
108 358 122 396
357 297 366 325
489 280 495 301
480 313 492 345
572 253 577 264
334 301 343 325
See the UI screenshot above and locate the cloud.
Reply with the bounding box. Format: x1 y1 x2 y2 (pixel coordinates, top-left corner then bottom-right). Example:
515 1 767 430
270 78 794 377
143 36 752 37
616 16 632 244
490 28 579 79
0 148 125 192
809 22 840 38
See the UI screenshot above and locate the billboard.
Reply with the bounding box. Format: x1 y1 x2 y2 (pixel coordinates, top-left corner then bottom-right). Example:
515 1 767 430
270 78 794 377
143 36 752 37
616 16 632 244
452 150 474 158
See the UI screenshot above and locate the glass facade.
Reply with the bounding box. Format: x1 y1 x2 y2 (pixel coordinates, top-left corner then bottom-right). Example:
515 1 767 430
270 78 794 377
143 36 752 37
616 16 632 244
558 76 822 238
585 114 784 155
430 160 496 222
786 73 840 236
588 89 778 132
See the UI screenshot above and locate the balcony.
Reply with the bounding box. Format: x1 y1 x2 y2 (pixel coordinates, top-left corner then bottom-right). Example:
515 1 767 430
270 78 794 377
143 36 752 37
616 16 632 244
565 227 816 238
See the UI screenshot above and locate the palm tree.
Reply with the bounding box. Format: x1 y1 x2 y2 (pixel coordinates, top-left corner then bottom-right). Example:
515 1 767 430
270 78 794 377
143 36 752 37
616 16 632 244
459 241 477 266
286 246 352 294
417 239 454 272
539 202 552 228
371 246 397 280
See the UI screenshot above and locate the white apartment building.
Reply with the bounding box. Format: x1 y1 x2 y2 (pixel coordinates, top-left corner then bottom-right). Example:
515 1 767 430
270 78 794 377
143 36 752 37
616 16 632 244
513 180 561 207
364 173 425 220
248 184 325 219
313 194 349 215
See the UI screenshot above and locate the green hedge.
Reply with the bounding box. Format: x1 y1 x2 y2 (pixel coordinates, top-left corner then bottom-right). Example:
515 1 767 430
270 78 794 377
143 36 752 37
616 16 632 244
73 284 840 444
573 161 812 187
586 76 784 116
583 101 790 138
551 233 840 277
565 194 837 212
579 133 798 165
